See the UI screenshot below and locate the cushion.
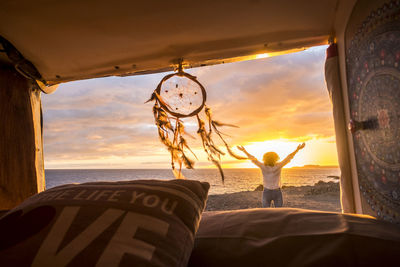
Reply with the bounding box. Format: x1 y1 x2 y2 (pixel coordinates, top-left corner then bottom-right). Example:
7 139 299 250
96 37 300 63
188 208 400 267
0 179 209 267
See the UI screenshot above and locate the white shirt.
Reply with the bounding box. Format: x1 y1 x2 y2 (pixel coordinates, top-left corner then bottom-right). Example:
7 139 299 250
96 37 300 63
251 153 295 190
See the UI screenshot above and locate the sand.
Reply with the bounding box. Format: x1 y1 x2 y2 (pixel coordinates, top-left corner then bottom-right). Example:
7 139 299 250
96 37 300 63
205 181 341 212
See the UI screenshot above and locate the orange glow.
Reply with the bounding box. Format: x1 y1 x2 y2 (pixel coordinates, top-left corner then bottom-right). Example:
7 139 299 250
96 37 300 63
200 47 308 67
255 53 270 59
223 138 338 169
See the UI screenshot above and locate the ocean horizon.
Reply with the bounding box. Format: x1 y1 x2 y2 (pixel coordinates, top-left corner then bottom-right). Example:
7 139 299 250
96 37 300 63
45 167 340 195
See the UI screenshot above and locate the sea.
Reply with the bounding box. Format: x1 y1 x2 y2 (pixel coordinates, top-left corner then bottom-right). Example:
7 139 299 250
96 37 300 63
45 167 340 195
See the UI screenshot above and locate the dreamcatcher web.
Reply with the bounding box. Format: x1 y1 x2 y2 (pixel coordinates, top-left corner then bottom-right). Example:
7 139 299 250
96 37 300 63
146 63 246 182
160 75 205 116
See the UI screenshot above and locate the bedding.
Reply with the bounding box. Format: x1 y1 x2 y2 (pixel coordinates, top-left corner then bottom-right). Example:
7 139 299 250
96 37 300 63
188 208 400 267
0 179 209 267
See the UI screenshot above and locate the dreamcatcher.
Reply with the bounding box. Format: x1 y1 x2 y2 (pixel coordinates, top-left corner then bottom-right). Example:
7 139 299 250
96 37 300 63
146 62 246 182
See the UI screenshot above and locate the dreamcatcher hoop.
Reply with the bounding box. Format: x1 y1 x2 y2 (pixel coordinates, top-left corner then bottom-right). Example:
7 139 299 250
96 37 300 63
154 71 207 118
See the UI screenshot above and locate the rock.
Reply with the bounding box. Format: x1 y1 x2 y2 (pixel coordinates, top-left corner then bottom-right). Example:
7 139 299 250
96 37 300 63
328 175 340 179
315 180 327 186
254 185 263 191
306 180 339 195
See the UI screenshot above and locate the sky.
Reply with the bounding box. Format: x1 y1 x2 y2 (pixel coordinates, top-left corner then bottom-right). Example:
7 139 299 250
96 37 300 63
42 45 339 169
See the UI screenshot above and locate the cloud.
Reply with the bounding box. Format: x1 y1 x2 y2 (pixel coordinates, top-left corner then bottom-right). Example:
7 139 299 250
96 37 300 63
42 45 336 168
186 46 334 142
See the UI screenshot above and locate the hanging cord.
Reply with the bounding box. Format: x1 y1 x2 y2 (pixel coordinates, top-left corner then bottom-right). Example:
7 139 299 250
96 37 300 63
175 58 185 76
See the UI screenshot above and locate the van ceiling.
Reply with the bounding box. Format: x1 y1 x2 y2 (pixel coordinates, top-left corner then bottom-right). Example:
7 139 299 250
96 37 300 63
0 0 350 84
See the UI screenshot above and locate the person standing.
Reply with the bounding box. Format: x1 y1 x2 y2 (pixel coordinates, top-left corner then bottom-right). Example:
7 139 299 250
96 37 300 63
237 143 305 207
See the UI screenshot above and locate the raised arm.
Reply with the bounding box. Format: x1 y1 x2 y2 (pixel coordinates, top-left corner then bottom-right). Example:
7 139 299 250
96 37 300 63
278 143 305 167
237 145 255 159
237 145 264 168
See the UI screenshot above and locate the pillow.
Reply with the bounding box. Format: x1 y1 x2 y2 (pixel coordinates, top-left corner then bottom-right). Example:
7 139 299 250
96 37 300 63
188 208 400 267
0 179 209 267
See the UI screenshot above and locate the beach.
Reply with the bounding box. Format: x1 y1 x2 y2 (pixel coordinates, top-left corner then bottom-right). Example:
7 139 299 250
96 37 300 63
205 181 341 212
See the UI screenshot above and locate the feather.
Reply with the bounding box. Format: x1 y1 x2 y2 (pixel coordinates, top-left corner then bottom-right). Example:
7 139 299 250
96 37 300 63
169 146 181 162
154 92 172 110
205 106 212 117
145 92 156 103
210 144 225 155
184 131 196 139
172 169 186 179
158 108 169 119
197 118 206 129
181 153 195 169
171 120 179 145
180 137 198 159
226 145 248 160
212 120 239 128
152 104 159 119
177 121 185 135
205 107 213 134
210 158 225 184
158 128 173 147
209 119 247 160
